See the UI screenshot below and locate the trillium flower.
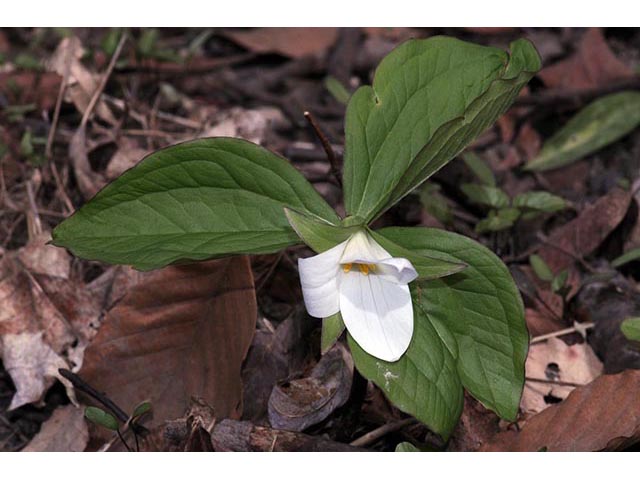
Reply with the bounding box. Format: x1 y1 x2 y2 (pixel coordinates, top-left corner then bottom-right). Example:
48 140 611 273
298 230 418 362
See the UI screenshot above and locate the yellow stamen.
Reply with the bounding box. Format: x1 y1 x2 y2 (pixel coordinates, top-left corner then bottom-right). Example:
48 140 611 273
343 263 353 273
359 264 370 275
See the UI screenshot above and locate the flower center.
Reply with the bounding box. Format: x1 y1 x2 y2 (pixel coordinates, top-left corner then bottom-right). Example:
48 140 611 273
342 263 376 275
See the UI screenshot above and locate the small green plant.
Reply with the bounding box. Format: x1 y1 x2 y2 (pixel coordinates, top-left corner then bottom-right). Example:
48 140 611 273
460 153 567 233
52 36 541 439
84 400 152 452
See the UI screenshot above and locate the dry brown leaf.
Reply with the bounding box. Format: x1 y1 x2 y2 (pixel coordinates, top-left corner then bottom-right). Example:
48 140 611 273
0 71 61 110
47 36 116 124
482 370 640 451
105 138 150 180
522 338 603 415
267 343 353 432
79 257 257 441
69 127 106 200
539 28 634 90
225 28 338 59
0 233 108 409
22 405 88 452
538 187 631 272
200 106 288 146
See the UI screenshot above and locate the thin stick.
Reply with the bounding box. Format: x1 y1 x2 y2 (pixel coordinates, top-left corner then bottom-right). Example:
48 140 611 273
349 418 417 447
525 377 585 388
46 39 73 159
304 111 342 187
530 322 594 344
116 428 132 452
58 368 148 436
80 33 127 129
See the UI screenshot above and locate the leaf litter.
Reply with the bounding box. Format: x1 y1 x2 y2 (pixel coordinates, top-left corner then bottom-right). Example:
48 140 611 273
2 27 640 452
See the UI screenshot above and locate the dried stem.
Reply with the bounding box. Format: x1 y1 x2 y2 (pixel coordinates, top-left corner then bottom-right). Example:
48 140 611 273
304 111 342 187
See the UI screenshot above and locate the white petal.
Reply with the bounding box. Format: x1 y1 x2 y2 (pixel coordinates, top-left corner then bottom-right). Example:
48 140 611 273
375 257 418 285
298 240 347 318
341 230 390 264
339 272 414 362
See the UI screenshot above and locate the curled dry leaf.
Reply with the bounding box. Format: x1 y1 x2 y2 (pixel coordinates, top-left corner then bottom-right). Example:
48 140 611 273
22 405 89 452
537 187 631 272
105 137 150 180
482 369 640 451
224 28 338 59
522 338 603 415
79 257 257 443
268 343 354 432
200 106 288 146
539 28 634 90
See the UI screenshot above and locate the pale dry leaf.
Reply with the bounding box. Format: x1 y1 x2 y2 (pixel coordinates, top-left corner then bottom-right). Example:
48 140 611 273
522 337 603 415
1 332 68 410
47 36 116 124
17 231 70 279
225 28 338 59
200 107 288 145
22 404 89 452
105 138 150 180
79 257 257 443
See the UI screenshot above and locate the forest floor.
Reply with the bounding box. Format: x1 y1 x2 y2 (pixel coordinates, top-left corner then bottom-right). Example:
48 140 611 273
1 27 640 452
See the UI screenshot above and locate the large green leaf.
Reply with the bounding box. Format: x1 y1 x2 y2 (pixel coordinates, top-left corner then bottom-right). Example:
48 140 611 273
374 227 528 421
343 37 540 223
525 91 640 172
349 301 463 440
53 138 338 270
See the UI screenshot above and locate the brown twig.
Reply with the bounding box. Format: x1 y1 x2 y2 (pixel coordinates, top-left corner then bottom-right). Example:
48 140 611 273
304 111 342 187
58 368 148 436
349 418 417 447
80 33 127 129
525 377 585 388
45 40 73 159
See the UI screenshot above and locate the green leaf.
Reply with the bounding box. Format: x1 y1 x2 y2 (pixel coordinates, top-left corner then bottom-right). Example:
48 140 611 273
349 301 464 440
343 37 540 222
513 191 567 213
52 138 338 270
621 317 640 342
369 229 467 281
476 208 521 233
418 183 454 225
529 254 554 282
462 152 496 186
525 91 640 172
324 75 351 104
376 227 528 421
551 270 568 294
284 207 358 253
84 406 119 431
461 183 510 208
131 401 152 420
612 248 640 268
321 313 345 354
396 442 421 452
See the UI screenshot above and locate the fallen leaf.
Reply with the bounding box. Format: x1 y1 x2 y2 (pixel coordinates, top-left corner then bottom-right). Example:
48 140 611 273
482 370 640 451
539 28 634 90
46 36 116 124
0 71 61 110
69 127 106 200
22 405 88 452
575 271 640 373
79 257 257 441
522 338 603 415
538 187 631 272
200 106 288 146
224 28 338 59
105 138 150 180
268 343 353 432
0 232 105 409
